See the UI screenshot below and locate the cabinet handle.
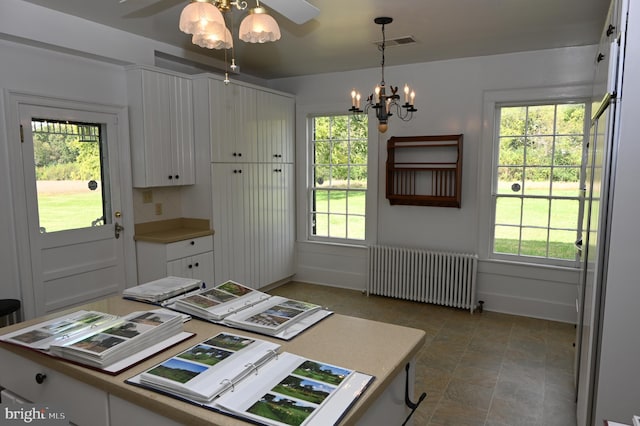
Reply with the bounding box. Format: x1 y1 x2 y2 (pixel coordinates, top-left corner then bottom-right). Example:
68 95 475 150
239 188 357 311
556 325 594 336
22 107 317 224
35 373 47 384
194 262 199 267
168 175 173 180
188 264 193 269
175 175 180 180
232 152 237 157
190 241 195 245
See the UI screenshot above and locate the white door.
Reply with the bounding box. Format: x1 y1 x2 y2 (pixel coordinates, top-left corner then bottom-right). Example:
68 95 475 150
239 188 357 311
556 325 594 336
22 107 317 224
10 96 135 317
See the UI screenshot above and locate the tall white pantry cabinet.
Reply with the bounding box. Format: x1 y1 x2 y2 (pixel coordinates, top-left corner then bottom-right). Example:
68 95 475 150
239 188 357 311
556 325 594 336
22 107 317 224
193 76 296 289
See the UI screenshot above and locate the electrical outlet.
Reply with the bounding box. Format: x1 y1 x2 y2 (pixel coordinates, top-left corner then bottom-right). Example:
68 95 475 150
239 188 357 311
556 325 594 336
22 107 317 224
142 190 153 204
154 203 162 215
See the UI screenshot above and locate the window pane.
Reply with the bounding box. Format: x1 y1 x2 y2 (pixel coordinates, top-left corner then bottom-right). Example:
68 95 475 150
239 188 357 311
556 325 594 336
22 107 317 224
495 197 521 225
349 166 367 188
331 116 350 140
330 141 348 165
348 191 366 215
313 212 328 236
314 117 331 140
556 104 585 134
552 178 581 197
347 216 365 240
550 199 579 228
314 141 330 165
523 178 550 196
526 105 555 135
33 120 107 233
526 136 553 166
331 165 349 187
496 167 523 194
494 225 520 254
313 189 329 213
350 140 368 165
499 106 527 136
522 198 549 227
329 190 347 213
520 227 548 257
499 137 525 165
554 136 583 166
314 166 330 187
548 229 578 260
328 214 347 238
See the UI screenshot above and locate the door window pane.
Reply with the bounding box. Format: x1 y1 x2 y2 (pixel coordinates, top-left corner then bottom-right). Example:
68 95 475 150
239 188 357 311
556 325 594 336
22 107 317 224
32 119 110 233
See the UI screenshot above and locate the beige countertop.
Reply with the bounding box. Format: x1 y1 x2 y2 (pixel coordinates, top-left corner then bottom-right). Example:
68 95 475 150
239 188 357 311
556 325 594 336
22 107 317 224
0 296 425 426
134 218 214 243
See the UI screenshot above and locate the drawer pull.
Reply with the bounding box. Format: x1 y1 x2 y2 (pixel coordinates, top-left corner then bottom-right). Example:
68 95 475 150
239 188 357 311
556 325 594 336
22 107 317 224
35 373 47 384
190 241 195 245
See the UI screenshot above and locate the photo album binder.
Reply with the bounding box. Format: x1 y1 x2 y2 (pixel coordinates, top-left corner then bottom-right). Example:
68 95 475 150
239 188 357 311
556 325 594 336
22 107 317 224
127 332 374 426
0 309 193 374
123 278 333 340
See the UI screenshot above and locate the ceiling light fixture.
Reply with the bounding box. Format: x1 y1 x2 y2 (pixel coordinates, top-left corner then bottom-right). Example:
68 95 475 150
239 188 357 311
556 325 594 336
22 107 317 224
349 17 417 133
179 0 281 80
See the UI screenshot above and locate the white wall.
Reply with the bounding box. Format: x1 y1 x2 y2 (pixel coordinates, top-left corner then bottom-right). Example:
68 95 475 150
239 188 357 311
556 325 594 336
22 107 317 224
271 45 596 322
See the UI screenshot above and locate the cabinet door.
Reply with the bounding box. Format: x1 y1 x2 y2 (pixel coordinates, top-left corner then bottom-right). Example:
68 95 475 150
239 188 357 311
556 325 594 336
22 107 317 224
256 91 295 163
166 252 214 285
140 69 173 186
210 82 257 163
212 163 254 286
129 68 195 187
169 75 195 185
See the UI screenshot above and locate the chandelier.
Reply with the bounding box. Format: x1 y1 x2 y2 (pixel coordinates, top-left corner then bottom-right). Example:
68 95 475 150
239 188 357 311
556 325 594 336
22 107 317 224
349 17 416 133
179 0 281 80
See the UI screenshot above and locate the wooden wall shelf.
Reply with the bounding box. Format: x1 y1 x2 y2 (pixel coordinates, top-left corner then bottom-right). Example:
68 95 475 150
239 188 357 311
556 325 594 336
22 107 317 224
386 134 463 207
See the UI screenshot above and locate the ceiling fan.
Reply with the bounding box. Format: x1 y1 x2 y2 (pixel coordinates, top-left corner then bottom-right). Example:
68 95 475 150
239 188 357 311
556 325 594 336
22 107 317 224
119 0 319 25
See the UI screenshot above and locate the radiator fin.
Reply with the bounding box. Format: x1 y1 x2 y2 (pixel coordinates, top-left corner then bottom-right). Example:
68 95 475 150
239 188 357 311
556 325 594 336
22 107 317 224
367 245 478 312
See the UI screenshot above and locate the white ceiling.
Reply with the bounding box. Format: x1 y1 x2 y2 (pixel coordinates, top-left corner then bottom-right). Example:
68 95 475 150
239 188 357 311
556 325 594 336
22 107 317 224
20 0 609 80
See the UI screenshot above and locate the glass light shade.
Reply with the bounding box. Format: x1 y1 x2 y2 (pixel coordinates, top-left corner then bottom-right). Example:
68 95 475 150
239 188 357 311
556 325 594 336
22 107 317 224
192 23 233 49
239 7 281 43
179 1 225 35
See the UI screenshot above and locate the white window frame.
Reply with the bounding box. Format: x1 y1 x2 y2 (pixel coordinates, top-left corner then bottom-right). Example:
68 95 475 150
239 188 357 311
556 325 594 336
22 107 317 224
294 101 379 248
479 85 592 267
306 113 369 244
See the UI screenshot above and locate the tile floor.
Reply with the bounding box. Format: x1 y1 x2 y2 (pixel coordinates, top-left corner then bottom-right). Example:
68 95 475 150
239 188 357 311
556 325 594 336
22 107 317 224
269 281 577 426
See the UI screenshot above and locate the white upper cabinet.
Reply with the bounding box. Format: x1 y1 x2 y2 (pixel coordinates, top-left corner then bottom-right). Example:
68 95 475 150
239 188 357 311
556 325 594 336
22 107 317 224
209 80 258 163
127 67 195 187
256 90 295 163
208 79 294 164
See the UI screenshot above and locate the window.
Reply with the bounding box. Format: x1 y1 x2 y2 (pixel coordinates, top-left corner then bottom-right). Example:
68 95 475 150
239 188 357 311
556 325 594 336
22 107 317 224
31 119 111 233
492 102 587 265
309 114 368 241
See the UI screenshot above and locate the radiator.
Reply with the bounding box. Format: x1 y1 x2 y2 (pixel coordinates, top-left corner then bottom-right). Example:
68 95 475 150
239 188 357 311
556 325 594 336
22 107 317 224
367 245 478 312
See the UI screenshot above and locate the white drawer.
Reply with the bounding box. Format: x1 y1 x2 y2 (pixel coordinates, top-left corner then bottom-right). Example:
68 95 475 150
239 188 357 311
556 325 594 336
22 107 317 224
0 348 109 426
165 235 213 260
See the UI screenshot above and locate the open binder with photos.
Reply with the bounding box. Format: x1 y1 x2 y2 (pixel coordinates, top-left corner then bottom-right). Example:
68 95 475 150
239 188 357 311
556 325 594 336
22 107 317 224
0 309 193 374
126 332 374 426
123 277 333 340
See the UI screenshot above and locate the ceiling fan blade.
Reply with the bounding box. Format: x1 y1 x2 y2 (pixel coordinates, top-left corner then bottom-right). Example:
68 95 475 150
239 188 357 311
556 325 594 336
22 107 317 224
121 0 184 18
260 0 319 25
